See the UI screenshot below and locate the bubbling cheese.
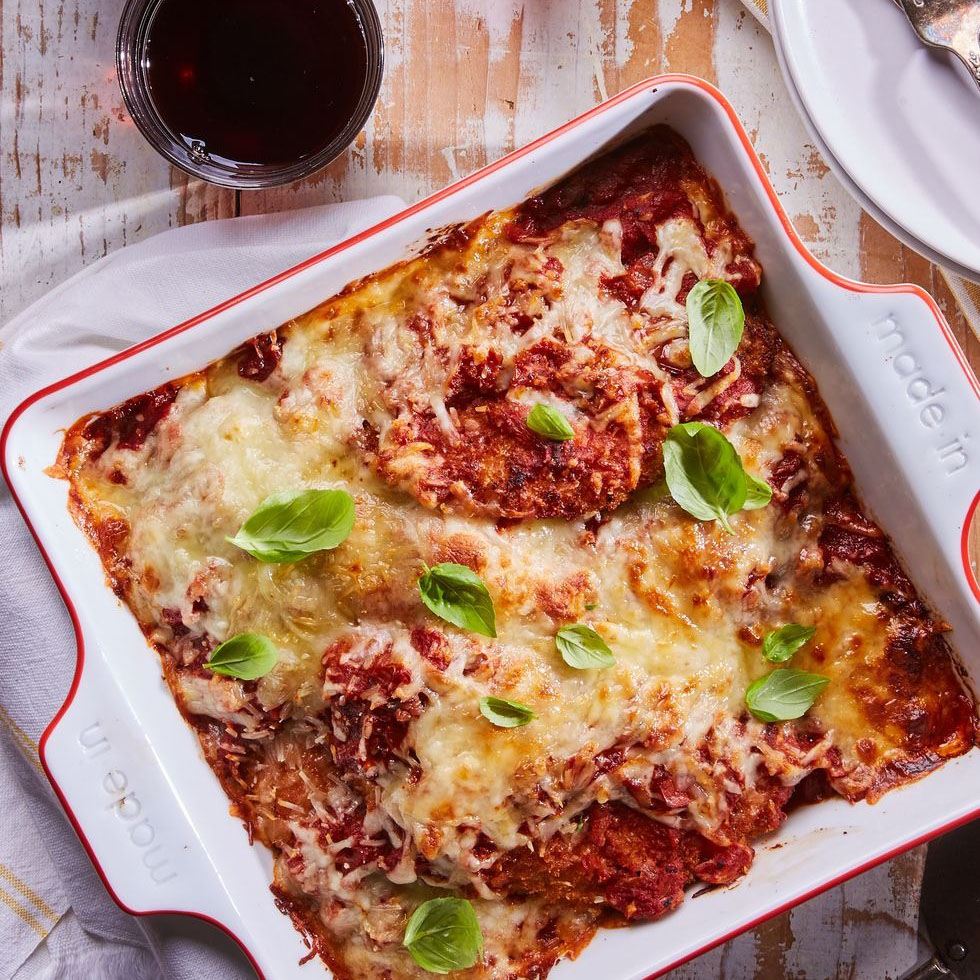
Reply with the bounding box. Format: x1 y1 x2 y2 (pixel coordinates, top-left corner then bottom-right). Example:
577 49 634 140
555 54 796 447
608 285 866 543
59 128 974 980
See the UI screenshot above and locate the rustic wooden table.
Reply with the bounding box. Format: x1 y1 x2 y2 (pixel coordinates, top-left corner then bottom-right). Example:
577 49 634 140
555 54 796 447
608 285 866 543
1 0 976 977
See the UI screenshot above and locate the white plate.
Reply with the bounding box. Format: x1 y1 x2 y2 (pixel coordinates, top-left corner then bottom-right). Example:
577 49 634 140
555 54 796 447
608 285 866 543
771 0 980 284
3 76 980 980
770 18 980 279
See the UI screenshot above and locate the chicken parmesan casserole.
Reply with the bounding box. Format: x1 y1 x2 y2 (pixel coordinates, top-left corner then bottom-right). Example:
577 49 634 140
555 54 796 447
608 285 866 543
58 128 975 979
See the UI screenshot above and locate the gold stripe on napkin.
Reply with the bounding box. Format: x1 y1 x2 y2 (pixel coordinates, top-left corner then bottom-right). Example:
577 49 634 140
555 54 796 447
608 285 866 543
0 703 42 773
0 887 49 939
0 863 59 923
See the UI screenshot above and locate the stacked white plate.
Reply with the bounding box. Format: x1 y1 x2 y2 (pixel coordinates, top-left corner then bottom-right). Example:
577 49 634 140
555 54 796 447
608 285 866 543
770 0 980 284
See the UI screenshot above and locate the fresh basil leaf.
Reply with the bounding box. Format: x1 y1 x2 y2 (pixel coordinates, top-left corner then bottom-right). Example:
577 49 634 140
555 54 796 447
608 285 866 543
663 422 747 533
743 474 773 511
418 563 497 637
479 696 535 728
745 668 829 722
686 278 745 377
762 624 816 664
204 632 278 680
227 489 355 563
556 624 615 669
526 403 575 441
403 897 484 974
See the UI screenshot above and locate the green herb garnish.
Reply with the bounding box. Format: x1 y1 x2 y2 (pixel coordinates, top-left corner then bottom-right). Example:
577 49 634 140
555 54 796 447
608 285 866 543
663 422 770 532
762 624 816 664
746 668 829 722
744 474 773 511
227 488 355 563
403 897 484 974
418 563 496 637
686 278 745 377
204 632 278 681
479 696 535 728
526 403 575 441
556 624 615 669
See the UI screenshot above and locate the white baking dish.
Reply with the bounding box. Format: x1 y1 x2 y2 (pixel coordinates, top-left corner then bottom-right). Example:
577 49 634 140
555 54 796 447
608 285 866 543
3 75 979 980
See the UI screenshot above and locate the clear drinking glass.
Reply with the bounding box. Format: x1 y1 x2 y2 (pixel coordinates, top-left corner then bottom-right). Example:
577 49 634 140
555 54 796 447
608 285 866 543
116 0 384 189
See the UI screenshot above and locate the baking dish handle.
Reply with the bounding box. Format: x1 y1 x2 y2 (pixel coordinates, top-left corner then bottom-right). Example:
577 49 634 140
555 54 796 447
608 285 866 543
829 286 980 611
40 637 262 963
890 290 980 608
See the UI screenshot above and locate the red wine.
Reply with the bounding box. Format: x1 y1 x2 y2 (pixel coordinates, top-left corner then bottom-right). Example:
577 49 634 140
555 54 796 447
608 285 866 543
145 0 370 168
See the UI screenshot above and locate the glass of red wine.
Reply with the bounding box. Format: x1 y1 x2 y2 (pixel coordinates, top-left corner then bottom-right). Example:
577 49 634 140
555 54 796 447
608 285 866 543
117 0 384 188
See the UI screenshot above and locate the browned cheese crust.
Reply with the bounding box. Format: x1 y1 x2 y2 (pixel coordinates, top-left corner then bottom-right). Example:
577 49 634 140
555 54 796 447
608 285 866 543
58 127 976 980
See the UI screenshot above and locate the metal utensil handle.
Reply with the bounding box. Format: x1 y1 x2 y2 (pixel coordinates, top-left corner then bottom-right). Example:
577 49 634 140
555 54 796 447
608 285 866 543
899 955 953 980
898 0 980 92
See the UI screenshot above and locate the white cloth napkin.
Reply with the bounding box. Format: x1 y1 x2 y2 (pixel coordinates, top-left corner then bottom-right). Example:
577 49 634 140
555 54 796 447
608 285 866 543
0 194 404 980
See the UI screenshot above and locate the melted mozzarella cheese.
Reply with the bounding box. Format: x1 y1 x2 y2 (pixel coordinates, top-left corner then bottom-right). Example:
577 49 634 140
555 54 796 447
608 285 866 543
639 216 733 320
60 184 966 980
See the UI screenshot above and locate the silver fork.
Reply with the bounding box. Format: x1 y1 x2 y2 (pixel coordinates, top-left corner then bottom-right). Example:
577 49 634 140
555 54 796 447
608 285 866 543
896 0 980 91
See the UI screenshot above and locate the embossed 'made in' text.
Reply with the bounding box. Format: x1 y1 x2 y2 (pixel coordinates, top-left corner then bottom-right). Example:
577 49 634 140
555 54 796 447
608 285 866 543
78 721 177 884
874 316 968 475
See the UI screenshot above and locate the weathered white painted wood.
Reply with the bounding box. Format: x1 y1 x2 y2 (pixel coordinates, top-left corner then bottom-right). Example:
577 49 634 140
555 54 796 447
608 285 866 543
0 0 234 324
0 0 969 977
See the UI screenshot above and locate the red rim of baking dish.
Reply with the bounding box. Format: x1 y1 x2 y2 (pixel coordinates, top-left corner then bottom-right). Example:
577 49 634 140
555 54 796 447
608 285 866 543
2 73 979 980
